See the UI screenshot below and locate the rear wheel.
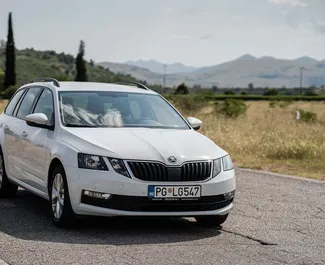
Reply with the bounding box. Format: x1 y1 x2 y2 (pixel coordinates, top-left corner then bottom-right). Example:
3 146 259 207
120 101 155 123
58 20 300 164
49 165 76 228
195 214 228 227
0 149 18 198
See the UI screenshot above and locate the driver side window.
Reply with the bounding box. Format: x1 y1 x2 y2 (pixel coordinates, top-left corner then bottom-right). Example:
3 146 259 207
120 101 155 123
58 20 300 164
33 88 54 125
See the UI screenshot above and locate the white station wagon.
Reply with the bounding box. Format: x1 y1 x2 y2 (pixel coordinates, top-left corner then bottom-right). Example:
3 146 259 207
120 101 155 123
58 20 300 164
0 78 236 227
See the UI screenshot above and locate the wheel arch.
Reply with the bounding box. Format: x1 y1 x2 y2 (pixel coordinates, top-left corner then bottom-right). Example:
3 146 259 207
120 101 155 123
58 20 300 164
47 157 64 193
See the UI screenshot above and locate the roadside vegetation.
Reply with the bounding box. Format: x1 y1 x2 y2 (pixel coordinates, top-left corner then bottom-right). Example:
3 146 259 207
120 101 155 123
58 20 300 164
166 95 325 180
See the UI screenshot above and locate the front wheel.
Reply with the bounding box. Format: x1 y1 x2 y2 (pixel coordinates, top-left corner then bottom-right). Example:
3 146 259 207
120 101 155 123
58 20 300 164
0 149 18 198
49 165 77 228
195 214 229 227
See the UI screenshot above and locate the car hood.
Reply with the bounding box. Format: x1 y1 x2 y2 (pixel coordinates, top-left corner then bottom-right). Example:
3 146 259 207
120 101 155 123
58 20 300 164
61 127 228 165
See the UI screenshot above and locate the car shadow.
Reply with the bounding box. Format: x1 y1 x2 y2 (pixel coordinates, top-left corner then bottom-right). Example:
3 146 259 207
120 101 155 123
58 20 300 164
0 190 221 245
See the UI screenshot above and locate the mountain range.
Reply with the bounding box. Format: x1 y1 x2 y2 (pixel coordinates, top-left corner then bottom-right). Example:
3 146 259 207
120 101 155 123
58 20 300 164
98 55 325 88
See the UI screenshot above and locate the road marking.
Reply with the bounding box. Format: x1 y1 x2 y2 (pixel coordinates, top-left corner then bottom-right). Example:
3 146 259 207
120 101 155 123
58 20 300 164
0 259 8 265
238 168 325 183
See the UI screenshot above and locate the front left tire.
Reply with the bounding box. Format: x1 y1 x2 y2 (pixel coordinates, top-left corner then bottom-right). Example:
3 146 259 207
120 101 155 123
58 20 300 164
49 165 77 227
0 148 18 198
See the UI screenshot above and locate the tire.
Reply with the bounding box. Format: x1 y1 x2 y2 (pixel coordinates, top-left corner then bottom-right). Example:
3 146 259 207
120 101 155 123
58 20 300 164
0 148 18 198
195 214 229 227
49 165 77 228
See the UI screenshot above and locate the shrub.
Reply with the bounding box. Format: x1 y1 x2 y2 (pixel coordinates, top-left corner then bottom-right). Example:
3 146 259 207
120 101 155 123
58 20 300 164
224 90 236 95
175 83 189 95
264 88 278 96
1 86 17 99
298 109 317 123
169 95 207 112
241 91 247 95
304 90 318 96
216 99 247 118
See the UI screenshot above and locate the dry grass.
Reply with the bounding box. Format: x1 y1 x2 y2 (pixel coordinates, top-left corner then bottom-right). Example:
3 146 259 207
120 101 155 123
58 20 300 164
0 100 8 112
177 100 325 180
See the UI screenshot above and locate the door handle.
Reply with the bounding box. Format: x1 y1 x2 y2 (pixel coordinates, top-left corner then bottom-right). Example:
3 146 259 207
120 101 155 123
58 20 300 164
21 131 28 138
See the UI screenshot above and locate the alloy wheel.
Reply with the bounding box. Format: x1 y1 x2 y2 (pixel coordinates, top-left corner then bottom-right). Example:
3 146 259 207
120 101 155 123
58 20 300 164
51 173 65 219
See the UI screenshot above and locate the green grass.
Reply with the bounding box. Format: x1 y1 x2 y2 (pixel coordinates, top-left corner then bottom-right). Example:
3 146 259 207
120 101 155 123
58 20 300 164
0 48 137 88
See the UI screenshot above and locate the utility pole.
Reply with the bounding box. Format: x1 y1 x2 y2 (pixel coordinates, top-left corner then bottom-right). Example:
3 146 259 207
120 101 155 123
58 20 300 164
300 67 304 95
163 64 166 90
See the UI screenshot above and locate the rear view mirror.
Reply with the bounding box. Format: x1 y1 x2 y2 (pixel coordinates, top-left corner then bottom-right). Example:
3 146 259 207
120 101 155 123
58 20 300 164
187 117 202 130
25 113 52 130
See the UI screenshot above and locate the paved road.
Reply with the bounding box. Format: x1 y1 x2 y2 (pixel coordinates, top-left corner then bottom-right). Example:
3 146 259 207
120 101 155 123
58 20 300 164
0 169 324 265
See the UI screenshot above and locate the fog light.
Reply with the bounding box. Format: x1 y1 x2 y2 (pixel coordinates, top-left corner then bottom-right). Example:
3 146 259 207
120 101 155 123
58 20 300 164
82 190 112 200
223 191 235 200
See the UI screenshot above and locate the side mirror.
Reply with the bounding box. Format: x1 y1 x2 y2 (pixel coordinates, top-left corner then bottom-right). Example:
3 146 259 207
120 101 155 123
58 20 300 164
187 117 202 130
25 113 52 129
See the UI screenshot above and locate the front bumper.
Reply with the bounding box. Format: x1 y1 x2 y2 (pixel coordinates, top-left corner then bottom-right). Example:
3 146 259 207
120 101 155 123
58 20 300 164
65 166 236 217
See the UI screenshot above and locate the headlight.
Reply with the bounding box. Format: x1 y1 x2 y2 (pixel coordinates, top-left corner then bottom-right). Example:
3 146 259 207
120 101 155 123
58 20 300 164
78 153 108 170
212 158 222 177
108 158 130 178
222 155 234 171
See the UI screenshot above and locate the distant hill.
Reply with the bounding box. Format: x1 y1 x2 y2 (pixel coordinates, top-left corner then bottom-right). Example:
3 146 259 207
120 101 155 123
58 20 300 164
98 55 325 88
0 48 137 88
124 59 198 74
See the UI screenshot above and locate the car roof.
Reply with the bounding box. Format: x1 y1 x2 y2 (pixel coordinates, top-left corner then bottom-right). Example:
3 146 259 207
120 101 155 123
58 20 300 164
22 81 158 95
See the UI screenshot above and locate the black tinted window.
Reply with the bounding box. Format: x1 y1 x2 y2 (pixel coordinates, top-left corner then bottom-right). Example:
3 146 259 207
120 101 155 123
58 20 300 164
4 89 25 115
16 87 42 119
33 89 54 125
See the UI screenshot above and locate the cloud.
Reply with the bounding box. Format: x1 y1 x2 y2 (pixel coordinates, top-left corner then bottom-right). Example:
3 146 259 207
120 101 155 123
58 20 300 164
268 0 308 7
309 20 325 34
200 35 214 40
171 35 192 40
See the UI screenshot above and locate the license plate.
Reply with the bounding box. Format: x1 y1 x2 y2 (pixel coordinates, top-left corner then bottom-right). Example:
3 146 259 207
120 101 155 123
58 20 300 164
148 185 201 200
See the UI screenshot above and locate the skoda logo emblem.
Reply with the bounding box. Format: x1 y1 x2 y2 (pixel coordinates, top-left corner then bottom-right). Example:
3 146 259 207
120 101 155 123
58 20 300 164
168 156 177 163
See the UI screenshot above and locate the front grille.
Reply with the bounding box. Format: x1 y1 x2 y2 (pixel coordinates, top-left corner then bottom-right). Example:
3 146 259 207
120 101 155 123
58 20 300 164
81 194 233 212
127 161 212 182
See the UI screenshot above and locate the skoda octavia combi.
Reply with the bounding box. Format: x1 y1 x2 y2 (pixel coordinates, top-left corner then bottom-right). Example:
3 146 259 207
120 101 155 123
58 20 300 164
0 78 236 227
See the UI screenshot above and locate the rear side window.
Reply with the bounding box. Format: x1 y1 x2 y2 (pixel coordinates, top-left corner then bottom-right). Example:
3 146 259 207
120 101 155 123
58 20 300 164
4 89 26 115
16 87 42 119
33 88 54 125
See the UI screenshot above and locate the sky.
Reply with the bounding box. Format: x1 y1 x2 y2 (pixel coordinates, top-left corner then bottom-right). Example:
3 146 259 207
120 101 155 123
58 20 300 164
1 0 325 67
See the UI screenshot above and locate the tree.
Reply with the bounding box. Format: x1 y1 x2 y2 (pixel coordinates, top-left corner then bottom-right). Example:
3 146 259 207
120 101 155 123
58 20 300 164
248 82 254 90
264 88 278 96
75 40 88 81
0 68 5 91
175 83 189 94
3 12 16 89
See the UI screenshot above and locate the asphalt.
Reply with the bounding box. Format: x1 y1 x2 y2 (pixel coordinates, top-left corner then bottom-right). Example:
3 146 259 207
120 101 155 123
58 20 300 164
0 169 324 265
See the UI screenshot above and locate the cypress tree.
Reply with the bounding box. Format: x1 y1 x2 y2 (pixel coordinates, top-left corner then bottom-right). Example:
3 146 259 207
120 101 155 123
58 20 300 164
3 12 16 89
75 40 88 81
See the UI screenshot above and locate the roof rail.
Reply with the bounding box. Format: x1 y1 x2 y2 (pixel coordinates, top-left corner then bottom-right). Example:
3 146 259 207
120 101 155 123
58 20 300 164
113 81 150 91
30 77 60 87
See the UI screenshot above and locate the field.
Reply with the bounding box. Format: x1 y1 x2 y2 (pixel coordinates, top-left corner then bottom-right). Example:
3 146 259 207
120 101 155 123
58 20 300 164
169 97 325 180
0 98 324 180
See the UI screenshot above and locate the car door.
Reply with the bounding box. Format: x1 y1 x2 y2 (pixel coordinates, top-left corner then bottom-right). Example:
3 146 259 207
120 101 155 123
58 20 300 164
11 86 43 188
21 87 55 193
1 88 27 179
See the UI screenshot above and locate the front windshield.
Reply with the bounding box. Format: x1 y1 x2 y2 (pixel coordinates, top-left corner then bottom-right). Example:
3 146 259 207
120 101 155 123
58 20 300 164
58 91 190 129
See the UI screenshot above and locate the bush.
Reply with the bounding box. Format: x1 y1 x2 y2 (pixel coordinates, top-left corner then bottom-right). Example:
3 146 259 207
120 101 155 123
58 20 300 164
241 91 247 95
168 95 207 112
298 109 317 123
1 86 17 99
264 88 278 96
224 90 236 95
304 90 318 96
175 83 189 95
216 99 247 118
